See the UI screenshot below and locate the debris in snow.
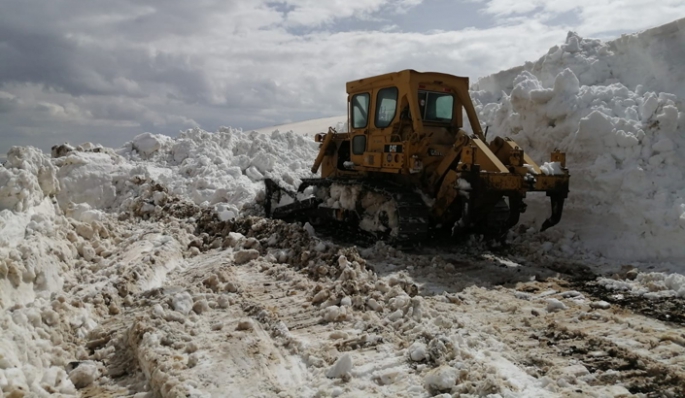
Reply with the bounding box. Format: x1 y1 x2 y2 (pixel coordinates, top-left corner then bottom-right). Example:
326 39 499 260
326 354 353 379
236 319 255 331
172 292 194 315
546 298 568 312
625 268 638 280
560 290 583 299
590 300 611 309
425 365 458 392
234 249 260 264
323 305 347 322
68 361 99 389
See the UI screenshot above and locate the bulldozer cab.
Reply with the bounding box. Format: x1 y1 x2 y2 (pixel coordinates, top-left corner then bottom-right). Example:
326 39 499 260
345 70 483 170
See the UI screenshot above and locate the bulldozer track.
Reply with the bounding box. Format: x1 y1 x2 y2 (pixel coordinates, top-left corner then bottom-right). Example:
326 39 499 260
300 178 430 247
267 177 517 249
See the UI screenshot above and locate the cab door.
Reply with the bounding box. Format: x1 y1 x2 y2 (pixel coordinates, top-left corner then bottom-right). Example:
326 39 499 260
349 92 371 166
370 86 400 169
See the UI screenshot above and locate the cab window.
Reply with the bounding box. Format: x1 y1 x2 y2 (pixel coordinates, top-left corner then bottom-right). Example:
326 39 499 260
351 93 370 129
375 87 398 128
352 135 366 155
418 90 453 122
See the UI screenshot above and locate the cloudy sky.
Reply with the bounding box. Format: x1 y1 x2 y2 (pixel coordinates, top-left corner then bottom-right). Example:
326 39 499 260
0 0 683 155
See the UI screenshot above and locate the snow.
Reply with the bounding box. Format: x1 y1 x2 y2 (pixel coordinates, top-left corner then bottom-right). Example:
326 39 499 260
424 365 457 392
251 115 347 136
408 342 428 362
326 354 353 379
546 298 568 312
539 161 563 175
1 17 685 398
67 361 99 389
473 18 685 264
598 272 685 298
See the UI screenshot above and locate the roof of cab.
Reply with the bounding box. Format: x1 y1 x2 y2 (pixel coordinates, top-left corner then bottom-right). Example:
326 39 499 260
346 69 469 93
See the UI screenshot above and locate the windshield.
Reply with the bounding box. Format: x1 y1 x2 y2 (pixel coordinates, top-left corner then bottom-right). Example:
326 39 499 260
418 90 454 122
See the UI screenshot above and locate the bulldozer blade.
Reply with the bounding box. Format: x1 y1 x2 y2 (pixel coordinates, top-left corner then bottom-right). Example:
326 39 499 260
540 194 565 232
264 178 297 217
273 197 321 220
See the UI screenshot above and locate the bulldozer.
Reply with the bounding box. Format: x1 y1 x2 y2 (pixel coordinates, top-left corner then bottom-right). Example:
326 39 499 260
263 70 569 244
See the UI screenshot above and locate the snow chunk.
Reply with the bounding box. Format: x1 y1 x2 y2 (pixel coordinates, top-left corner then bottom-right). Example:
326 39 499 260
131 132 170 158
323 305 347 322
652 137 674 153
172 292 194 315
540 161 564 175
425 365 458 392
590 300 611 309
326 354 353 379
68 362 99 389
408 341 428 362
553 68 580 95
234 249 260 265
546 298 568 312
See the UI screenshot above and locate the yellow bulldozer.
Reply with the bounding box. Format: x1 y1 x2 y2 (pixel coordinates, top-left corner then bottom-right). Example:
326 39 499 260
264 70 569 244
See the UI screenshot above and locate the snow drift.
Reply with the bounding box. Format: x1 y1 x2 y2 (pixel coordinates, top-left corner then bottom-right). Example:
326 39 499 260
472 17 685 263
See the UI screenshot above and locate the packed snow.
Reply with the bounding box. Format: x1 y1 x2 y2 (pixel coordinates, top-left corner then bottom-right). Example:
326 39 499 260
472 18 685 264
1 17 684 398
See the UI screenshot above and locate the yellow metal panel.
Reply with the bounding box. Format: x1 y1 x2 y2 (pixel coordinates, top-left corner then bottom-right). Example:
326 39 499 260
434 170 460 217
363 152 382 167
381 152 405 168
533 175 569 192
471 139 509 173
551 151 566 167
522 153 541 173
499 138 541 174
369 135 386 145
461 146 474 164
480 173 522 191
311 132 334 174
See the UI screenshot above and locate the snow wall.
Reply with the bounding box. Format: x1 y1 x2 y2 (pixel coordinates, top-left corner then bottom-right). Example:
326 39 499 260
471 17 685 263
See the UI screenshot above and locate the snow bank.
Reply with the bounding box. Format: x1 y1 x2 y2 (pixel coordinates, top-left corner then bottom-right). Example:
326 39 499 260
472 18 685 263
39 127 318 219
116 127 318 212
0 126 318 397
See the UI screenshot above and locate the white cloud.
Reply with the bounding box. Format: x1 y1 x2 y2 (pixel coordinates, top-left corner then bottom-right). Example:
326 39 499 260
479 0 685 36
0 91 21 113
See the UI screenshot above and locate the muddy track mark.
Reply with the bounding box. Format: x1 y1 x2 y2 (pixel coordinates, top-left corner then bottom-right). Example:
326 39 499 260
579 281 685 326
538 321 685 397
